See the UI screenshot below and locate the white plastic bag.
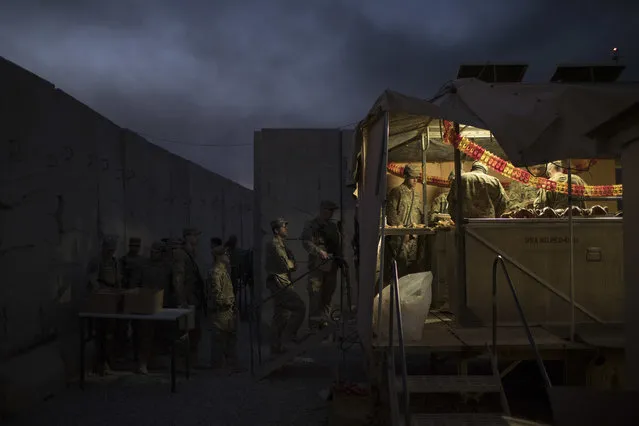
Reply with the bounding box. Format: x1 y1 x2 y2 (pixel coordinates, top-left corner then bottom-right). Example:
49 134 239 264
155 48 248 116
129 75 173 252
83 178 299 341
372 272 433 342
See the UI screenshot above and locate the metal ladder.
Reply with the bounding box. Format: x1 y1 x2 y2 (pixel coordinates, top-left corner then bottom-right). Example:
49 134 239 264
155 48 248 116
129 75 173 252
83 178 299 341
387 256 552 426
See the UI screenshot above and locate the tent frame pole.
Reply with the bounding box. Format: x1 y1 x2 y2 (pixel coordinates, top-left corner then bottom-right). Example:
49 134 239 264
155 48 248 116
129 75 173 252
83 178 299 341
421 131 430 222
567 159 576 341
453 123 467 323
376 112 391 339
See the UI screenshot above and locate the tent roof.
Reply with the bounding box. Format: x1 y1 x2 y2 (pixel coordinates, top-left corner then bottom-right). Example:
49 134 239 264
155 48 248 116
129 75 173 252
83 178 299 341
357 81 639 168
387 113 506 162
360 90 503 163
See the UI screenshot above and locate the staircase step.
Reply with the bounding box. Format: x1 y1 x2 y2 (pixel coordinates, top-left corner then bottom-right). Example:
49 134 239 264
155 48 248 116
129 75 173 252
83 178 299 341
397 375 501 394
412 414 547 426
255 325 335 380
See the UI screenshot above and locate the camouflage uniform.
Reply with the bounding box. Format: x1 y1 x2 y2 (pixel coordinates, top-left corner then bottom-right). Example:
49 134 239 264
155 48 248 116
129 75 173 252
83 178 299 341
429 191 450 224
266 218 305 351
137 242 171 373
119 237 144 289
86 236 121 374
447 162 508 218
301 201 342 328
506 181 538 211
385 165 424 278
206 246 238 368
172 228 204 359
533 173 587 210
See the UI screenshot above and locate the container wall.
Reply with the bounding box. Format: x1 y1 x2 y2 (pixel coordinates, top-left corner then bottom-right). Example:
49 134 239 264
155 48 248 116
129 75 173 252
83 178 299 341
463 219 624 326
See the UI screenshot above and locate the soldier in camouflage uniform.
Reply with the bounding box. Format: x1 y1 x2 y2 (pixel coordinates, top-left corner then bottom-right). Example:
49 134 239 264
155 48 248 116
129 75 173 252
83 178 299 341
447 161 508 218
429 172 455 223
385 164 424 278
533 162 586 210
86 236 121 374
137 242 172 374
206 245 239 370
506 165 546 211
266 218 305 354
302 200 342 329
429 191 450 224
119 237 144 288
172 228 205 364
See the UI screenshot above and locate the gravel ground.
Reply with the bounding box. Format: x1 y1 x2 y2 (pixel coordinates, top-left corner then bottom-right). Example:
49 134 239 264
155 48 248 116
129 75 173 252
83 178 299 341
6 322 363 426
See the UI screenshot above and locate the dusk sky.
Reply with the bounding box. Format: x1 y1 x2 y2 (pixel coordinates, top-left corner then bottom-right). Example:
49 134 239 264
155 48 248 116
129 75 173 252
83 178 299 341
2 0 638 188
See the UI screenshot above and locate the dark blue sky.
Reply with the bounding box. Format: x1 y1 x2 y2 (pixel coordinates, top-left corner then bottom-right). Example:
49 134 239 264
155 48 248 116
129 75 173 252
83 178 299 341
2 0 638 188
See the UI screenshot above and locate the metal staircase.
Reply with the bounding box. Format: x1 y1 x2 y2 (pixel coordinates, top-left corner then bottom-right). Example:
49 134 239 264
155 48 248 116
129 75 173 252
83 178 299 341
385 257 552 426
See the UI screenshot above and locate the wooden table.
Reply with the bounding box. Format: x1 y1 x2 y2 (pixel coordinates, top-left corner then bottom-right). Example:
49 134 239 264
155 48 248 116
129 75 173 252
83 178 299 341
78 308 193 393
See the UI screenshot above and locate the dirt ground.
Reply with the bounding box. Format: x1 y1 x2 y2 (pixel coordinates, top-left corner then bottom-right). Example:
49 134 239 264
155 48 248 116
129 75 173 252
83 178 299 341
6 323 363 426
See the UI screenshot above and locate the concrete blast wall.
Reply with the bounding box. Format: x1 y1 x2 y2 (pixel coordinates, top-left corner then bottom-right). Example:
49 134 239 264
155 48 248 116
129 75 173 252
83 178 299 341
0 57 252 412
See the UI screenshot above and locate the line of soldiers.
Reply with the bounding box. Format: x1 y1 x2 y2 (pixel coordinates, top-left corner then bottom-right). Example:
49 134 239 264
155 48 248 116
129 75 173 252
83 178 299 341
264 200 343 355
387 161 587 281
87 229 249 374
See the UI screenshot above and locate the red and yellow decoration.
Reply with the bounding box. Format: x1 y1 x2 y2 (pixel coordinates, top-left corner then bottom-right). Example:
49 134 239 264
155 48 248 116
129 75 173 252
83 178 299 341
386 121 623 198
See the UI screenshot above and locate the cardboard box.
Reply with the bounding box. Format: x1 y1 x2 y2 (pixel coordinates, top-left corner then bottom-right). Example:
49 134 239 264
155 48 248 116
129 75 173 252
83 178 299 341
84 289 125 314
123 288 164 314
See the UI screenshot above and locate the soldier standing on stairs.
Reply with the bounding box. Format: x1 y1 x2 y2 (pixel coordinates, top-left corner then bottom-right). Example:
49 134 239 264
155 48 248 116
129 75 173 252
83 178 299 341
172 228 205 366
301 200 342 330
265 218 306 355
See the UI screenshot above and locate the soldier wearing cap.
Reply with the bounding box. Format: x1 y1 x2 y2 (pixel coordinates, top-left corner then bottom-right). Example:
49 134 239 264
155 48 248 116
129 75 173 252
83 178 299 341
172 228 205 364
86 235 121 375
533 161 586 210
206 245 239 369
137 241 173 374
120 237 144 289
427 172 454 224
447 160 508 218
385 164 425 278
301 200 342 329
265 217 305 354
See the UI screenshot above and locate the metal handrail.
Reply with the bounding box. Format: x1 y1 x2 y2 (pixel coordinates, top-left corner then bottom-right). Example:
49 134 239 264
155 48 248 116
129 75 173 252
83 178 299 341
492 255 552 389
468 228 604 324
388 260 411 426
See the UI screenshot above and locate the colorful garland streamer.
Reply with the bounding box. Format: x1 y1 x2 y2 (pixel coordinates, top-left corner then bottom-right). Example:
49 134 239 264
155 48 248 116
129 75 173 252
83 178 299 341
385 121 623 198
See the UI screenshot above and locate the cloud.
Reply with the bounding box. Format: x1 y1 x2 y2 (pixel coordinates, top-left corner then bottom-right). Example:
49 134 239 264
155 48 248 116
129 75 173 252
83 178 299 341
1 0 638 188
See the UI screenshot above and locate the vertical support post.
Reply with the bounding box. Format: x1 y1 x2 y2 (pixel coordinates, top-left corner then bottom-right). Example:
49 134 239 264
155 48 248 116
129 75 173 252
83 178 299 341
453 123 467 320
421 131 429 222
622 140 639 391
567 159 575 341
375 112 390 341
